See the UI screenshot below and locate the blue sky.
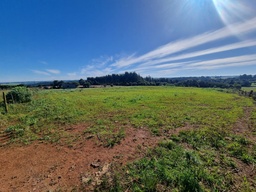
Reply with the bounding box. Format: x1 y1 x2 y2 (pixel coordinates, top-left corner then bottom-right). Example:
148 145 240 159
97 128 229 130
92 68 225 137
0 0 256 82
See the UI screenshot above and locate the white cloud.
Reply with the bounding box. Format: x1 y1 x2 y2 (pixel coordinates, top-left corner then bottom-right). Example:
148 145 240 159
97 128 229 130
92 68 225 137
138 39 256 68
185 54 256 70
111 17 256 69
90 55 115 68
81 56 118 77
79 17 256 78
81 65 113 77
31 70 50 76
31 69 60 76
46 69 60 74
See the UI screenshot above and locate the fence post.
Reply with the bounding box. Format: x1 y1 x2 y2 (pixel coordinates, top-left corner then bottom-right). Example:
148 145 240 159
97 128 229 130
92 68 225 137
2 92 8 113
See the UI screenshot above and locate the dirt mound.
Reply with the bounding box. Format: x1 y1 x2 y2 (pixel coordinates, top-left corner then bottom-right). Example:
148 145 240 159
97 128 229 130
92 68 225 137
0 127 160 191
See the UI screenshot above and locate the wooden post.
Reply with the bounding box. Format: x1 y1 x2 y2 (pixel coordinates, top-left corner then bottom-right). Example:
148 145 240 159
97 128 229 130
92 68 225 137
2 92 8 113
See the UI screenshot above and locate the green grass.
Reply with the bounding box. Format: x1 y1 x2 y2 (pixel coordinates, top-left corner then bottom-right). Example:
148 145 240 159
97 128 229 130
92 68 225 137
242 87 256 92
1 87 252 143
108 142 228 191
1 86 256 191
97 135 255 191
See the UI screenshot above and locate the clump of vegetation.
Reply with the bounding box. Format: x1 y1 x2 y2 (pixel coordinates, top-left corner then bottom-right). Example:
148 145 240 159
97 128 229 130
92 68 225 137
84 122 125 147
4 124 25 139
97 130 256 191
6 87 32 103
97 140 229 191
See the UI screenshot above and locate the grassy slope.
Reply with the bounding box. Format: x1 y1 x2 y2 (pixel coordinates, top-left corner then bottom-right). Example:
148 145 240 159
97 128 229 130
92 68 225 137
1 87 255 191
242 87 256 92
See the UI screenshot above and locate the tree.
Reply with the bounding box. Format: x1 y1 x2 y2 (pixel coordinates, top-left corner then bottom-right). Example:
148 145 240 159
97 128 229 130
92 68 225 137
79 78 85 86
52 80 64 89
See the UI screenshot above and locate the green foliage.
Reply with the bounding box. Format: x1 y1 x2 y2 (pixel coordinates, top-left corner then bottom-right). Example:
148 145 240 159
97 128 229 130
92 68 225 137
5 124 25 138
87 71 146 85
85 123 125 147
108 141 224 191
6 87 32 103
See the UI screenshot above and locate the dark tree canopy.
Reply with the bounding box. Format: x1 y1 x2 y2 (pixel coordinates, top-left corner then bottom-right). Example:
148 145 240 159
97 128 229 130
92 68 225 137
87 72 146 86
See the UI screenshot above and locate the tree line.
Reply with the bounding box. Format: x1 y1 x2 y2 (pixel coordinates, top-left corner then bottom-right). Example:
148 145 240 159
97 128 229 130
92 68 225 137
1 73 255 90
85 72 255 89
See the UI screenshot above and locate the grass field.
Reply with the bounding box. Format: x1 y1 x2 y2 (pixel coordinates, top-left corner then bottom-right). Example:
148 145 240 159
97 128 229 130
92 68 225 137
0 86 255 191
242 86 256 92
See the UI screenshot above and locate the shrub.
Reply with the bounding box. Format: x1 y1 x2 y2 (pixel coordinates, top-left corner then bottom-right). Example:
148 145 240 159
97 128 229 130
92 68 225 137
6 87 32 103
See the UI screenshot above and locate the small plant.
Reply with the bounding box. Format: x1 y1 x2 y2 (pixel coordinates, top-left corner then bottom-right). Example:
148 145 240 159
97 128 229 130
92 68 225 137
5 125 25 138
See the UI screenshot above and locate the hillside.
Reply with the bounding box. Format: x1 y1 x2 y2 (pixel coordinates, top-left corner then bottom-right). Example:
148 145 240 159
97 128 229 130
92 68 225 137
0 87 255 191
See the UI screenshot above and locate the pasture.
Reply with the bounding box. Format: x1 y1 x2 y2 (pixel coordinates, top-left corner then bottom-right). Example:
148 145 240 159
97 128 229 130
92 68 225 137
242 86 256 92
0 86 255 191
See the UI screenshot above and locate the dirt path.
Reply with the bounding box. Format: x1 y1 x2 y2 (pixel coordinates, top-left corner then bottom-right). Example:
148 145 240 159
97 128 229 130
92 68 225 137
231 106 256 191
232 106 256 143
0 127 161 192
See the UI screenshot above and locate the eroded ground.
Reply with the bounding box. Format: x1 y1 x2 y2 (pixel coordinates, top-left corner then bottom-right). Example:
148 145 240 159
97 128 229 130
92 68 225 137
0 126 161 191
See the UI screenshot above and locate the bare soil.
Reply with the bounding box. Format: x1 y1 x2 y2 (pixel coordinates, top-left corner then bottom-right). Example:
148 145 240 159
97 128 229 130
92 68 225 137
0 126 161 192
230 107 256 191
0 106 255 191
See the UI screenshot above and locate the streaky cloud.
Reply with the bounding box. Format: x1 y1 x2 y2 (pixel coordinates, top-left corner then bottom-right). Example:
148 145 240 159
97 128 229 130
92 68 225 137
31 70 50 76
80 17 256 78
185 54 256 70
112 17 256 69
46 69 61 74
139 39 256 67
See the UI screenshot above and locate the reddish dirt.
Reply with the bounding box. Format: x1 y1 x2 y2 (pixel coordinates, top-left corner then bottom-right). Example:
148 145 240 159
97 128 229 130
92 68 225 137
233 107 252 133
230 106 256 190
233 107 256 142
0 126 161 192
1 106 255 191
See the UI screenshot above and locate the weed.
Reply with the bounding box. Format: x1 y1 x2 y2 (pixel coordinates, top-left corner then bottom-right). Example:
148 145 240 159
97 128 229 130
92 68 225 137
5 125 25 138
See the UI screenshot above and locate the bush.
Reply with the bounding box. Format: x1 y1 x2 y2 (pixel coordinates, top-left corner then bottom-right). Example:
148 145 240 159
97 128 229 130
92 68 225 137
6 87 32 103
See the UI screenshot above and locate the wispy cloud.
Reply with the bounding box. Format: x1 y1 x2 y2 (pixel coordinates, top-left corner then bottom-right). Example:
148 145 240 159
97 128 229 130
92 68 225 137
185 54 256 70
138 39 256 68
81 65 113 77
31 70 50 76
112 17 256 69
46 69 60 74
81 17 256 77
90 55 114 67
31 69 60 76
39 61 48 65
81 56 117 77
